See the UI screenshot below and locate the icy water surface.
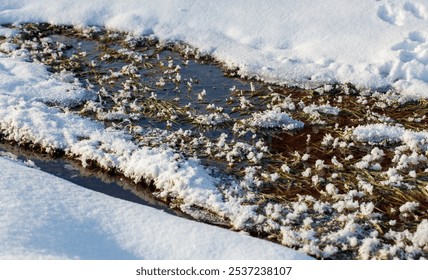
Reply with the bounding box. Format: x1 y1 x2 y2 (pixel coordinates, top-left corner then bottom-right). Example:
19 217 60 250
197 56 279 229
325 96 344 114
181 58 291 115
1 23 427 259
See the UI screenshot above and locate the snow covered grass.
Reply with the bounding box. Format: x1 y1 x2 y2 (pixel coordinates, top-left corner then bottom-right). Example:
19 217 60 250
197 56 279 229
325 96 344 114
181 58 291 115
0 23 427 260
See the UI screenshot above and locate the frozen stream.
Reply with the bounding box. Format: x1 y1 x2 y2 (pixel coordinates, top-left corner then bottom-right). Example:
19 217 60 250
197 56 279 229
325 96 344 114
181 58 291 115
0 24 427 259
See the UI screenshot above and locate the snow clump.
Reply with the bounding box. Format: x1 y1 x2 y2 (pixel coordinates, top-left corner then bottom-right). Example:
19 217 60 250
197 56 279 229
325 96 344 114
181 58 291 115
246 108 304 130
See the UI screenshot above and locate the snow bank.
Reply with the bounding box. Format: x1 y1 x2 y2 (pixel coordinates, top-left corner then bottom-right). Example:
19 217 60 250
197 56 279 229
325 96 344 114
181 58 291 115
0 157 311 259
1 0 428 97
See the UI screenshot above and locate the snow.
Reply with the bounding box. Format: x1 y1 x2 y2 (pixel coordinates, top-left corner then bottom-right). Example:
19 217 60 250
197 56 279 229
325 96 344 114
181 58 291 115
0 26 18 38
0 156 311 260
0 0 427 260
303 104 340 116
194 112 231 126
1 0 428 97
246 108 304 130
353 124 428 149
399 201 420 213
0 55 95 106
413 219 428 247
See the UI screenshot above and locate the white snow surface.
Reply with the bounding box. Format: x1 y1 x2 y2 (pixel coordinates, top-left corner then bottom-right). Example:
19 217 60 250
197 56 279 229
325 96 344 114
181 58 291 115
0 54 95 106
247 108 304 130
0 156 311 260
353 123 428 151
1 0 428 98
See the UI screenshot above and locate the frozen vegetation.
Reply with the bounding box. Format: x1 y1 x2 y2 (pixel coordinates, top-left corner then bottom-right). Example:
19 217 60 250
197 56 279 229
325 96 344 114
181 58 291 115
0 1 427 260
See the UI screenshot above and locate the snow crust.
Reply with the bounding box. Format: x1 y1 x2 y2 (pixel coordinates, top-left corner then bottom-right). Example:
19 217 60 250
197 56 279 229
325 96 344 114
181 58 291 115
0 156 311 259
1 0 428 97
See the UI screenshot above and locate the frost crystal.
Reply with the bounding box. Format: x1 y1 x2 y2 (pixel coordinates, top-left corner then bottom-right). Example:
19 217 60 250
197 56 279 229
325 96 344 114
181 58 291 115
247 108 304 130
399 202 419 213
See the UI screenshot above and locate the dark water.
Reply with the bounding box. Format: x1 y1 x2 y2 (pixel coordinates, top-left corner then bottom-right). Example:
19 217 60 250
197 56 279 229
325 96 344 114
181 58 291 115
52 32 261 134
